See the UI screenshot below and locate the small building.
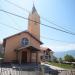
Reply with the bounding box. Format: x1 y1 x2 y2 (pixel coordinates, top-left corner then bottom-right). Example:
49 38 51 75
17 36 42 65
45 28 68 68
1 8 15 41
40 47 53 62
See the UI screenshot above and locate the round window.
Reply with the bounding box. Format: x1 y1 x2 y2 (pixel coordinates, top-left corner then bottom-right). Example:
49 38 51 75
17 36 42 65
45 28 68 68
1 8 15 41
21 38 29 46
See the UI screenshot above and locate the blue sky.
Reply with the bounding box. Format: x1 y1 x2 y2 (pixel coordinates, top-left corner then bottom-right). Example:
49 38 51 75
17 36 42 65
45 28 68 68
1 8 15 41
0 0 75 52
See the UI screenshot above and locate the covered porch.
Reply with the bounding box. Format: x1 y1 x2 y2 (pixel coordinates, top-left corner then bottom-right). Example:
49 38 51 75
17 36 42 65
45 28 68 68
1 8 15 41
15 46 40 64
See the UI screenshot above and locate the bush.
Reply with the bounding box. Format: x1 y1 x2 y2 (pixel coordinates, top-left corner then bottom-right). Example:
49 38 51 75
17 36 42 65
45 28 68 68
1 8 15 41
64 54 75 62
59 58 63 63
71 64 75 68
52 56 58 63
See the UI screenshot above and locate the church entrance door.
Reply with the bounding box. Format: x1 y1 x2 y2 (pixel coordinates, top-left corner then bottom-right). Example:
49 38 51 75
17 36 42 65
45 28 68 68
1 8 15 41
22 51 27 63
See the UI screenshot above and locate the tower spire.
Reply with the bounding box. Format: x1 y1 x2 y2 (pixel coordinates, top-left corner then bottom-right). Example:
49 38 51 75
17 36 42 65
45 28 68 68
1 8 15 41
28 3 40 40
32 3 37 14
33 0 36 5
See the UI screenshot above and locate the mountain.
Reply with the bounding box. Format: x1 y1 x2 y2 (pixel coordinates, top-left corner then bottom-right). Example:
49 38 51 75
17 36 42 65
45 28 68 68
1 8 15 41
54 50 75 58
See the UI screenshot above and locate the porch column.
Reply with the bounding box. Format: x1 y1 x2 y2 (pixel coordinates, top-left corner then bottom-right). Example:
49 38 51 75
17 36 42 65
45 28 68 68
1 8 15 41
36 51 38 63
30 51 32 63
16 51 18 62
19 51 22 64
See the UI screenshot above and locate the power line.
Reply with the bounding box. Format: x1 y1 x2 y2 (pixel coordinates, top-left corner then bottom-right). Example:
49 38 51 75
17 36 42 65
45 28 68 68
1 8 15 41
41 17 74 33
41 36 75 44
0 22 21 31
0 9 75 35
3 0 75 35
3 0 29 13
4 11 21 30
0 22 74 44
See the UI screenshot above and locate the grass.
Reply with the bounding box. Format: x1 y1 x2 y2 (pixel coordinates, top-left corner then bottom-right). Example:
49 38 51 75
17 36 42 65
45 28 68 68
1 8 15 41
49 62 75 69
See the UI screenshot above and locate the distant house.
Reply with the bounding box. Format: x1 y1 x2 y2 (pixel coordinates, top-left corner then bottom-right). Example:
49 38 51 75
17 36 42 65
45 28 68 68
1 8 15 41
40 47 54 62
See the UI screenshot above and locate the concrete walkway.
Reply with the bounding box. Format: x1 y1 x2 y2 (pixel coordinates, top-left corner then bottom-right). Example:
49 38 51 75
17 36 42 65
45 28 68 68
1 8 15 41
41 62 66 71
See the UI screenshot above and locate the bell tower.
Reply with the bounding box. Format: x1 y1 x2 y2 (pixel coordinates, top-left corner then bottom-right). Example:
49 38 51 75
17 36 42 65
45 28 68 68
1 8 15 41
28 5 40 40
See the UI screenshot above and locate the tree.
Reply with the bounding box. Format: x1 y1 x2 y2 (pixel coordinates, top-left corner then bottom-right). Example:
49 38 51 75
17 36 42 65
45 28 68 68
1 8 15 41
59 58 63 63
52 56 58 63
64 54 75 62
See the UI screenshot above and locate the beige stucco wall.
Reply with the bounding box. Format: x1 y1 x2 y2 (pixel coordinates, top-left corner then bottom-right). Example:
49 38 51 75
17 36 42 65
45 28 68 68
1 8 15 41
28 12 40 40
4 32 40 62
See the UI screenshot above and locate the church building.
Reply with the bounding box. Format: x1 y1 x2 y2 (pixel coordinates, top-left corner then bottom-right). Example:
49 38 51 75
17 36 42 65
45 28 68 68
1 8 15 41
3 5 53 64
3 5 43 64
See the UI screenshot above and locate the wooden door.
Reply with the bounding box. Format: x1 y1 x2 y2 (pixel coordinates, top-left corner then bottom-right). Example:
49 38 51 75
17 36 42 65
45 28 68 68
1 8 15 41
22 51 27 63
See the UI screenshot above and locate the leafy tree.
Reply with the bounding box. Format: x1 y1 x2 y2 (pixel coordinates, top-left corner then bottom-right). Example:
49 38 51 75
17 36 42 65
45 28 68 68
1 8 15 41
59 58 63 63
64 54 75 62
52 56 58 63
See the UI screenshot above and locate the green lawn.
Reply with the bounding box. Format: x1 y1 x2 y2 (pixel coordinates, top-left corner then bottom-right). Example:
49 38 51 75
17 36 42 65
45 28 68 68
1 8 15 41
49 62 75 69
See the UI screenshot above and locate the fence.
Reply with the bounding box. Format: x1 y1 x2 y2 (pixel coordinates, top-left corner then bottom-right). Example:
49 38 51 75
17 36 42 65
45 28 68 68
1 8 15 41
0 63 75 75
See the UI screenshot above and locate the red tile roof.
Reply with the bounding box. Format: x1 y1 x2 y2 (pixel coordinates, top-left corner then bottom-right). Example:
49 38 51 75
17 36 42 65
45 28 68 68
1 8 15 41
40 46 52 51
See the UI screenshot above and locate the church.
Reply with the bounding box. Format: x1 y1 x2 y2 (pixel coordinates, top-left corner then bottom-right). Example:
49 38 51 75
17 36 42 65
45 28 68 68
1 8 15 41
3 5 53 64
